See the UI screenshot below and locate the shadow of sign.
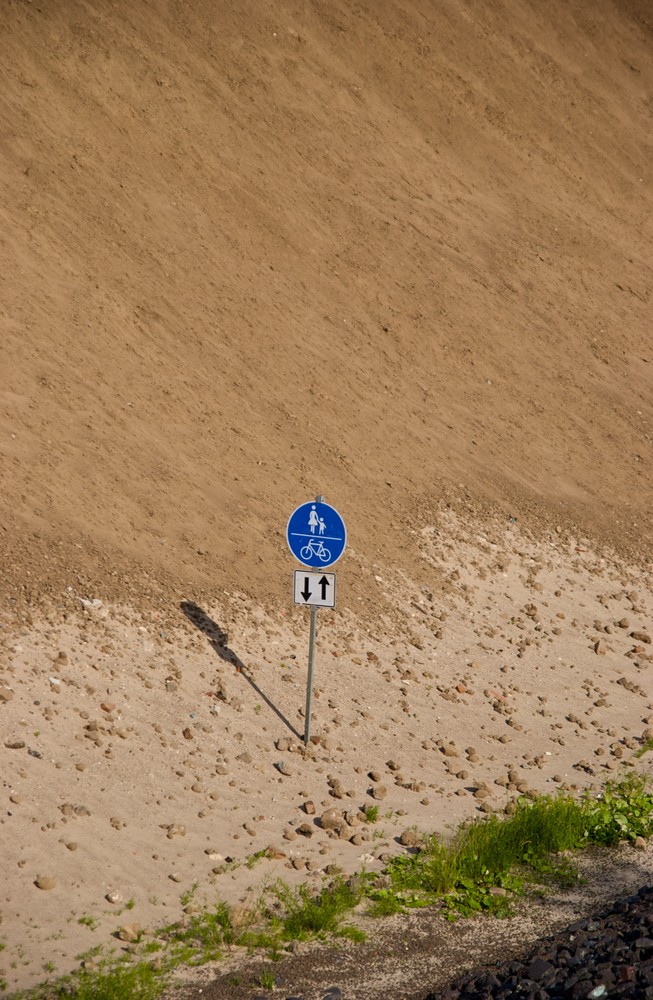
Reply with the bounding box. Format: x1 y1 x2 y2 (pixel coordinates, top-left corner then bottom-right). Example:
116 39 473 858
179 601 301 740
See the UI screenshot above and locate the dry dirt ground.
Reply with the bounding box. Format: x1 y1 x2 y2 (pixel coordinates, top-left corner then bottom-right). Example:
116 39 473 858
0 0 652 996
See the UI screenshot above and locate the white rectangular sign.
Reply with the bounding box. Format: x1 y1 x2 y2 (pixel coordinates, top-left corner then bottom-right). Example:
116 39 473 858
293 571 336 608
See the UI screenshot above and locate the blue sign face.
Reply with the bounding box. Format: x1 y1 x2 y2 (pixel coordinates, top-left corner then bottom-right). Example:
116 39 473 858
286 501 347 569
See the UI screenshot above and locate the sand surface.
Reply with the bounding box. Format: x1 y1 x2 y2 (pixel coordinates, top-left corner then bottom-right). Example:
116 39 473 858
0 0 652 994
2 514 653 991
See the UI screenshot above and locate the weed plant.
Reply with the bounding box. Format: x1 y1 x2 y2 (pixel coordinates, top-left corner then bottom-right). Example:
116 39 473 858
581 773 653 844
258 969 276 989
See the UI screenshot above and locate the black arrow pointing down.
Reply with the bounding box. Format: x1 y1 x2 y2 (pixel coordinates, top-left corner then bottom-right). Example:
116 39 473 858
301 578 312 601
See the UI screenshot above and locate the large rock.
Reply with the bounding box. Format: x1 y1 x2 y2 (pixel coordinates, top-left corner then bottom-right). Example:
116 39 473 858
35 876 57 891
320 808 345 831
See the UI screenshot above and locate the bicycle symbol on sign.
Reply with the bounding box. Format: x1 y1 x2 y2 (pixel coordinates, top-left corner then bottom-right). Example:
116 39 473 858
300 538 332 564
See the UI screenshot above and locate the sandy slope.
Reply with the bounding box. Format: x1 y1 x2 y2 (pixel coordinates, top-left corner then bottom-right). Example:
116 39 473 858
0 0 653 994
0 0 652 617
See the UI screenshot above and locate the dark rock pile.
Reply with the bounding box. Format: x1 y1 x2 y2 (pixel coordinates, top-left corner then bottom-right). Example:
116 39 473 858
426 885 653 1000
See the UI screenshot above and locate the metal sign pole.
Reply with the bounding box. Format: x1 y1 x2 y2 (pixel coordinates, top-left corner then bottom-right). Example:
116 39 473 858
304 604 318 745
304 493 323 746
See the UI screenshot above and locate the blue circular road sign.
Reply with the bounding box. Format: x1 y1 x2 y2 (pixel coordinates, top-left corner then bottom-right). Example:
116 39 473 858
286 501 347 569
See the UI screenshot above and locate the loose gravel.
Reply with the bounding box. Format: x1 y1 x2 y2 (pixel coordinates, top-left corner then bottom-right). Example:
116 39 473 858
426 884 653 999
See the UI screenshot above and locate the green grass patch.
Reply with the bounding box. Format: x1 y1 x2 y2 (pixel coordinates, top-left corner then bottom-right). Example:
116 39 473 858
245 848 268 869
24 958 166 1000
77 916 97 931
367 774 653 920
157 899 235 963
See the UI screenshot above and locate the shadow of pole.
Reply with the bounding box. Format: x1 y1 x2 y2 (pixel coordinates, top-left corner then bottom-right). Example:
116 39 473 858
179 601 302 740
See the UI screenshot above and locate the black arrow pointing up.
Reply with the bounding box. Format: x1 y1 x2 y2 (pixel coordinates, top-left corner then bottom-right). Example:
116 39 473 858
301 577 312 602
318 576 330 601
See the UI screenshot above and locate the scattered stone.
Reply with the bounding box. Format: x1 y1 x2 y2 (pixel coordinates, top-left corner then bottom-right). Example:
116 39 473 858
116 922 141 942
106 890 123 903
164 823 186 839
35 876 57 890
265 845 286 859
